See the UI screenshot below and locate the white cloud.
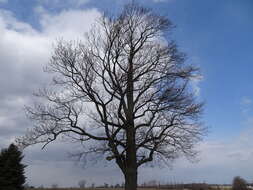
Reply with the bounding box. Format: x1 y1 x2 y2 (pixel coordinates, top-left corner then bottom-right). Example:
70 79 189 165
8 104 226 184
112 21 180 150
0 0 8 3
241 97 252 106
0 8 101 99
191 75 203 96
40 9 100 40
0 8 101 187
240 96 253 116
188 56 203 97
137 131 253 184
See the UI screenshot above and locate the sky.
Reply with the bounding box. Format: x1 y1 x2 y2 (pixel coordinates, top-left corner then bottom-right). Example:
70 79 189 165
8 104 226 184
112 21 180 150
0 0 253 188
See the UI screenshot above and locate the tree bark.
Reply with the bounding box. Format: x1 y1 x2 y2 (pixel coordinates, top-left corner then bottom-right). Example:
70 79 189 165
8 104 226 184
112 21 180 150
124 114 137 190
124 117 137 190
125 129 138 190
124 166 138 190
124 44 138 190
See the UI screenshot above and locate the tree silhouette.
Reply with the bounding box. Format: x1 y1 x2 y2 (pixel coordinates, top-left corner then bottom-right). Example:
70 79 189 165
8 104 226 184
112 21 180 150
17 3 205 190
0 144 26 190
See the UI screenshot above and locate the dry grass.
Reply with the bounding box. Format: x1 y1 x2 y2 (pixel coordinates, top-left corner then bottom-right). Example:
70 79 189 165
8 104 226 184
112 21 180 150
27 189 163 190
27 187 232 190
27 188 164 190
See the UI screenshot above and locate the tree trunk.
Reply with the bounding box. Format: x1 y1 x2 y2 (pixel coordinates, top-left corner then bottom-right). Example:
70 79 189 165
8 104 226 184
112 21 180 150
124 166 138 190
124 123 137 190
124 48 137 190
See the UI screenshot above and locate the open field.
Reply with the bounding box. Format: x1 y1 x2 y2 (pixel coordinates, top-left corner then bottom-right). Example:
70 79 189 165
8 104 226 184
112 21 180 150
27 189 165 190
26 189 184 190
26 188 232 190
27 189 171 190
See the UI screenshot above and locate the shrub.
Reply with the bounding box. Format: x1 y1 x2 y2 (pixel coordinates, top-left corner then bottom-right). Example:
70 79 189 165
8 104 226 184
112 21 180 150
232 176 248 190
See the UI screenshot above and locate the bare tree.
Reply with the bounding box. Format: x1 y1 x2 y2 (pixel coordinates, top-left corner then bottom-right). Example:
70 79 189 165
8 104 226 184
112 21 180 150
16 3 205 190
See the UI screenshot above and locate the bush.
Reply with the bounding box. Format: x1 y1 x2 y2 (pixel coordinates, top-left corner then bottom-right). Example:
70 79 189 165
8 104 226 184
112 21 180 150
232 176 248 190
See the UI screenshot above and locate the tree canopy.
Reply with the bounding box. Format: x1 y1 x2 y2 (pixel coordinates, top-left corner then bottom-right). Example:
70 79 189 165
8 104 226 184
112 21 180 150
16 3 205 190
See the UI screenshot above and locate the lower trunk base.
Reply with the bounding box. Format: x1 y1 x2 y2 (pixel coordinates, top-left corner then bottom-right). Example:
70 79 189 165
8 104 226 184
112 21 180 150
124 169 137 190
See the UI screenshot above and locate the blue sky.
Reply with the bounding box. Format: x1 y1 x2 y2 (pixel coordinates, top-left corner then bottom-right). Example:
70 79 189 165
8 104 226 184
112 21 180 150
0 0 253 187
